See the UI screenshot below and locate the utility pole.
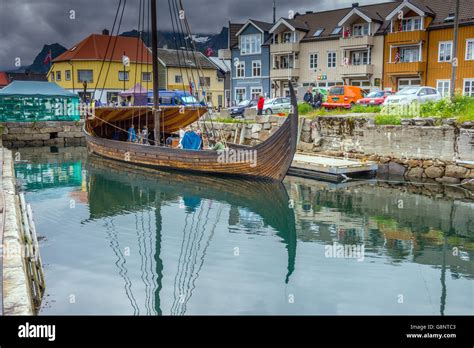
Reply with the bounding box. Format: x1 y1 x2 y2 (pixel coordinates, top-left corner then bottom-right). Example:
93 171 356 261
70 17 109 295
273 0 276 24
450 0 460 99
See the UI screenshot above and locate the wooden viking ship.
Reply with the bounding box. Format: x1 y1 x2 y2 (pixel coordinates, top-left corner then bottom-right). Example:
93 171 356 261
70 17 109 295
85 0 298 181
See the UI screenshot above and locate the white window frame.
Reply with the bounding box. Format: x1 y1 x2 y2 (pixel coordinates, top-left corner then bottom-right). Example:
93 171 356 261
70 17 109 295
309 53 318 70
353 23 369 37
142 72 152 82
282 31 293 43
327 51 337 68
351 50 370 65
436 80 451 97
438 41 453 62
400 46 421 63
118 70 129 81
250 87 263 100
465 39 474 61
240 34 262 55
252 60 262 77
65 70 71 81
56 71 61 81
236 61 245 78
235 87 246 102
402 17 422 32
463 79 474 97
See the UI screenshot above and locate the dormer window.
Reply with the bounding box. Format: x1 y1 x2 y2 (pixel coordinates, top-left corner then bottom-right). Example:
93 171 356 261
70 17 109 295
283 32 293 43
313 29 324 37
444 13 455 22
240 34 262 55
331 26 342 35
401 17 422 32
353 23 369 36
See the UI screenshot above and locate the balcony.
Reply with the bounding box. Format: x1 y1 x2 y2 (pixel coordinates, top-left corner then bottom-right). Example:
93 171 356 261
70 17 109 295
339 35 374 48
270 42 300 54
271 67 300 79
339 64 374 77
385 61 427 76
386 30 427 44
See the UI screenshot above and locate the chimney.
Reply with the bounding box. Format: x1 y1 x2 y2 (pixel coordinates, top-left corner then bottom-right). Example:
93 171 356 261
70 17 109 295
102 28 110 35
352 2 359 8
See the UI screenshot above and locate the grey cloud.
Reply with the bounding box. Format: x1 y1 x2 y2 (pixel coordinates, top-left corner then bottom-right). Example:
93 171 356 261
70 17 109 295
0 0 387 70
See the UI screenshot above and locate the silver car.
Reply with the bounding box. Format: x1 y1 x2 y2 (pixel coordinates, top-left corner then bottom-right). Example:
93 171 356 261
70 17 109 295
384 87 442 105
260 97 292 115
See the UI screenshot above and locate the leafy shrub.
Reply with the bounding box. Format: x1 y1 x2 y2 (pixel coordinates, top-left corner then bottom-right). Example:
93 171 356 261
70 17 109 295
351 105 381 113
298 103 313 115
375 114 401 125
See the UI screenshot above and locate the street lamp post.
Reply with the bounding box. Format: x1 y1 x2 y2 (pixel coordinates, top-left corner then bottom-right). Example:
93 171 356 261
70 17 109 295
450 0 460 99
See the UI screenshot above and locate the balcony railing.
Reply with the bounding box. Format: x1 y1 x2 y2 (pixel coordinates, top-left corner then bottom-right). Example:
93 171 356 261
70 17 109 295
270 42 300 54
386 30 427 44
339 35 374 48
385 61 427 75
271 67 300 79
339 64 374 76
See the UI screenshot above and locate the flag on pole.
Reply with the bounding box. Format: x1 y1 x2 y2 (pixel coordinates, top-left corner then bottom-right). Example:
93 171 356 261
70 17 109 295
395 48 401 63
205 47 214 57
43 50 52 65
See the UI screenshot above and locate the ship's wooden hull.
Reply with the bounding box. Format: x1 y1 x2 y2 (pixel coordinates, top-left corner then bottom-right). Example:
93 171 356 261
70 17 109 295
90 105 208 134
85 84 298 181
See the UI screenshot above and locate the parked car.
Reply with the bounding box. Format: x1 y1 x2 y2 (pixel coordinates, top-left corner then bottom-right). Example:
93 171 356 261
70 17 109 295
356 90 392 106
322 85 366 109
228 99 258 118
258 97 292 115
383 87 442 106
147 90 201 107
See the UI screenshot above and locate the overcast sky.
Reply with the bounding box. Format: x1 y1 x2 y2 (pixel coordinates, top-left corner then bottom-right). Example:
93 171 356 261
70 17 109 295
0 0 390 71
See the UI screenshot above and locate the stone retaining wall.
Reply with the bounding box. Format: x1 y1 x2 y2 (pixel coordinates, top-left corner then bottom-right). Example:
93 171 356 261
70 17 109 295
1 147 34 315
202 114 474 188
1 120 85 148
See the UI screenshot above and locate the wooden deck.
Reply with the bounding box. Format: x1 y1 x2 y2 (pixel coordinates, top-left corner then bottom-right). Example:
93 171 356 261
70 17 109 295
289 153 378 182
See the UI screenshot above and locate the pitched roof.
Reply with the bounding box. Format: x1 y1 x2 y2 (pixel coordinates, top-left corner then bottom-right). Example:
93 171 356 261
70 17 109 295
0 81 78 97
0 72 9 87
229 23 244 48
296 1 399 42
208 57 231 73
157 48 217 70
249 19 274 32
416 0 474 28
53 34 152 63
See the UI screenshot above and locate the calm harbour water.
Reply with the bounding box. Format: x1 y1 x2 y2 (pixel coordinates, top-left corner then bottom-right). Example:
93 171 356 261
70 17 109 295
14 147 474 315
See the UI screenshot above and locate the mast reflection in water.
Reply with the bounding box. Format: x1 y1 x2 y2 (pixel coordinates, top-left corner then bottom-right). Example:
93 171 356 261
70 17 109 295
14 147 474 315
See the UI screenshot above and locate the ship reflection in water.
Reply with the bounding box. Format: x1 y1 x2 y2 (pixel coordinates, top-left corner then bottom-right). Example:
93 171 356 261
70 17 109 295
13 147 474 315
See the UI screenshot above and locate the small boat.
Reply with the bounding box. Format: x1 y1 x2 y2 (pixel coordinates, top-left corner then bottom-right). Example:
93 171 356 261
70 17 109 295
84 0 298 181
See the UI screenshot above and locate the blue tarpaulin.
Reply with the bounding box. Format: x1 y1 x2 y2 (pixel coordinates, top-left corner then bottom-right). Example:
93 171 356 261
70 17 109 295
0 81 78 97
181 131 202 150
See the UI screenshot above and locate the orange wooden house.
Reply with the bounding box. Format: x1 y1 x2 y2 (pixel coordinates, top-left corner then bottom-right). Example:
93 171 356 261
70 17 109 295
383 0 474 94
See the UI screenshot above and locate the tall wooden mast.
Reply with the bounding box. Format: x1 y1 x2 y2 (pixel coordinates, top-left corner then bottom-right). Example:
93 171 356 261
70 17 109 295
151 0 160 144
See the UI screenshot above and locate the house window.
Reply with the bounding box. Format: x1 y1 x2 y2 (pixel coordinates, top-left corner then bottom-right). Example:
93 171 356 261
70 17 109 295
236 61 245 77
313 29 324 37
464 79 474 97
353 23 369 36
280 55 293 69
252 61 261 77
251 87 262 100
118 71 129 81
438 41 453 62
78 70 93 83
175 75 183 83
240 34 262 55
65 70 71 81
51 72 55 81
401 17 422 32
351 51 369 65
56 71 61 81
327 52 337 68
283 32 293 43
235 88 246 102
331 26 342 35
142 72 152 82
309 53 318 70
199 77 211 87
399 47 420 62
437 80 450 97
466 39 474 61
